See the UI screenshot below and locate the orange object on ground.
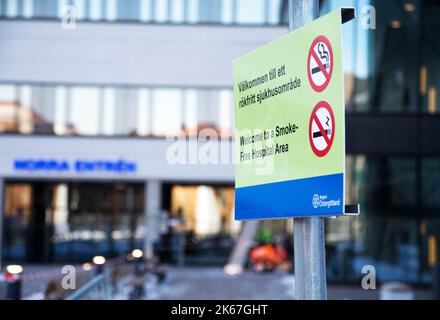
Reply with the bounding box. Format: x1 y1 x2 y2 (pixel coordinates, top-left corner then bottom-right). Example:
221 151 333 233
250 244 287 270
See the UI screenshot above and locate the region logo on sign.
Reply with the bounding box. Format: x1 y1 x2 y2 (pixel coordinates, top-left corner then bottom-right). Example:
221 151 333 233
312 194 320 208
309 101 335 157
307 35 334 92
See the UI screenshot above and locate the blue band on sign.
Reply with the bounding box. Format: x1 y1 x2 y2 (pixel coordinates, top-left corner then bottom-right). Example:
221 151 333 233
235 173 344 220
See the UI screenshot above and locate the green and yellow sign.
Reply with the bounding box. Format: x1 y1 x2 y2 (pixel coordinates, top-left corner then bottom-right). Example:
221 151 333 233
233 9 351 220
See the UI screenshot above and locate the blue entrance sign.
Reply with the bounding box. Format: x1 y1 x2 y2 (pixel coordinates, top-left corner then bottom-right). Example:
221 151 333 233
13 159 137 173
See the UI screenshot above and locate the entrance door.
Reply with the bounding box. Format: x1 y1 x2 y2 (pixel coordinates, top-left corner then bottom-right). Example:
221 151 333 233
2 181 145 264
26 182 54 262
2 181 54 263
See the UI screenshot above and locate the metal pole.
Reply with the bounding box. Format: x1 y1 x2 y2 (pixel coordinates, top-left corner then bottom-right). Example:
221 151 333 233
144 180 161 260
294 218 327 299
288 0 319 30
289 0 327 300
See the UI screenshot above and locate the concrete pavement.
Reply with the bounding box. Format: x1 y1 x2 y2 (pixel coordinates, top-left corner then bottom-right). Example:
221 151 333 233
142 267 434 300
0 265 434 300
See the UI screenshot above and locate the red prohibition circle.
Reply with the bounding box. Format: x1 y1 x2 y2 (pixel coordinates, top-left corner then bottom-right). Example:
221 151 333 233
307 35 334 93
308 101 335 157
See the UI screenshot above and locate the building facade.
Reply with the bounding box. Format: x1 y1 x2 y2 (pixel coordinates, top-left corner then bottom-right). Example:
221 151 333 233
0 0 440 286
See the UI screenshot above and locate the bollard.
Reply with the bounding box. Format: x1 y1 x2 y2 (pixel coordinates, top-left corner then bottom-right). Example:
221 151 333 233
132 249 144 277
93 256 106 275
130 249 145 299
5 265 23 300
155 264 166 285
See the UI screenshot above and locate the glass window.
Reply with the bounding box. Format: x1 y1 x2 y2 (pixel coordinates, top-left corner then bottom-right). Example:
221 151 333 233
221 0 233 24
152 89 182 136
2 181 145 263
73 0 86 20
33 0 57 17
105 0 117 21
6 0 18 17
0 84 234 137
186 0 198 23
170 0 184 23
139 0 152 22
422 158 440 209
154 0 168 22
236 0 265 24
89 0 103 20
137 88 151 136
54 86 68 135
323 0 440 114
196 90 219 130
0 84 16 101
57 0 68 18
0 0 286 25
2 183 32 262
267 0 282 25
326 154 440 284
31 86 56 134
423 1 440 114
116 0 140 20
183 89 197 135
22 0 33 18
219 89 233 132
113 88 139 135
198 0 221 23
70 87 100 135
18 85 32 109
102 87 115 135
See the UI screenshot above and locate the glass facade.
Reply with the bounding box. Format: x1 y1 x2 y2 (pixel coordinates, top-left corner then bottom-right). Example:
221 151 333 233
0 84 234 137
320 0 440 114
155 184 239 265
3 181 145 263
0 0 284 25
321 0 440 284
2 181 240 265
326 155 440 284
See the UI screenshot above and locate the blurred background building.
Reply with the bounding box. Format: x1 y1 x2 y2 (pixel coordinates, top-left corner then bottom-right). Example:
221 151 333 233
0 0 439 288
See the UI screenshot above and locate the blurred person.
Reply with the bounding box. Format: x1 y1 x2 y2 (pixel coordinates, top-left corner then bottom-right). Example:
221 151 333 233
249 227 287 272
44 280 64 300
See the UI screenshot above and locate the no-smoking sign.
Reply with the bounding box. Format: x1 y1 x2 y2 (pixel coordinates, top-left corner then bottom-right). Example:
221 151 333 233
309 101 335 157
307 35 334 92
234 8 350 219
